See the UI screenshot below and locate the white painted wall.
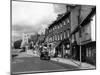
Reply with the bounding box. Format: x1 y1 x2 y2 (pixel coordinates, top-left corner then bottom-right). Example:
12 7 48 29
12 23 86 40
91 15 96 41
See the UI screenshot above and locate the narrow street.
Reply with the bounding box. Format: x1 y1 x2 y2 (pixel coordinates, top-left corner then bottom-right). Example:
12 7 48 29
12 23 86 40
11 1 96 74
11 56 79 74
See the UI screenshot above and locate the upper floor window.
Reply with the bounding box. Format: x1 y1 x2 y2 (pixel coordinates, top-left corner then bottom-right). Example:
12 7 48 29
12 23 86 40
51 37 53 42
63 21 66 25
57 25 59 29
67 6 70 12
53 27 54 31
60 23 62 27
55 26 57 30
53 36 54 41
49 30 50 33
68 32 70 38
55 35 57 41
64 32 66 39
58 34 60 40
60 33 62 40
67 18 70 24
50 29 52 32
53 26 55 30
50 37 52 42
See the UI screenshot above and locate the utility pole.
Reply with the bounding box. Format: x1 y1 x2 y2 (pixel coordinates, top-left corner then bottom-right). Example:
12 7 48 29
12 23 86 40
78 5 82 66
79 28 82 66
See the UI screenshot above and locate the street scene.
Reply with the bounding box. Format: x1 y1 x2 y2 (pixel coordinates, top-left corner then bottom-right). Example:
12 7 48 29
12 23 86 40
11 0 96 74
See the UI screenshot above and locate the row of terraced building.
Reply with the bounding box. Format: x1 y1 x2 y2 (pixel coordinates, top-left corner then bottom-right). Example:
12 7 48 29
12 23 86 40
44 5 96 65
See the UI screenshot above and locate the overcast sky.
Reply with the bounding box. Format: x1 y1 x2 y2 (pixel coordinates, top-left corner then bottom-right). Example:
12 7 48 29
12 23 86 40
12 1 67 42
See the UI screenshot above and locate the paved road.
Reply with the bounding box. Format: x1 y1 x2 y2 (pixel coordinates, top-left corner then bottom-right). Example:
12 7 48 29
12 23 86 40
11 57 79 74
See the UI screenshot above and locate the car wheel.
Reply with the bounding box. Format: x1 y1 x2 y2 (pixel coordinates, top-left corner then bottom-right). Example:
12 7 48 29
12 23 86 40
49 57 50 60
46 57 50 60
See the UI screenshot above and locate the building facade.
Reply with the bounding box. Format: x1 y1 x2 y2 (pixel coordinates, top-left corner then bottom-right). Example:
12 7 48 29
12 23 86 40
70 5 96 65
45 5 71 57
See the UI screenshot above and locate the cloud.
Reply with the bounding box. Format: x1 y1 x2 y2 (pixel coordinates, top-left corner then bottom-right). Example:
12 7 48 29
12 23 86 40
12 1 66 41
12 25 41 33
12 1 57 25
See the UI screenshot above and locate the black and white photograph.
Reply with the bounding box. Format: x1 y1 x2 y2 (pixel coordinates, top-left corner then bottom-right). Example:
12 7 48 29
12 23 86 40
11 0 96 74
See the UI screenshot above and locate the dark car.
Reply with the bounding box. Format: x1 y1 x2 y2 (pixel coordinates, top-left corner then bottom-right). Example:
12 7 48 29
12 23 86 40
40 47 50 60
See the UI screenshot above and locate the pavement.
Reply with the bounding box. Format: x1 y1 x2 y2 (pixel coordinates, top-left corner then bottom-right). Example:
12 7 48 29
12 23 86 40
51 58 96 69
16 50 39 58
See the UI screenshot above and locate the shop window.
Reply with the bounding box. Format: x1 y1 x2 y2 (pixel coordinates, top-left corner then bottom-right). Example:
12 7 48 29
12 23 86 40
91 49 94 57
91 46 96 57
89 48 92 57
86 47 92 58
86 48 88 57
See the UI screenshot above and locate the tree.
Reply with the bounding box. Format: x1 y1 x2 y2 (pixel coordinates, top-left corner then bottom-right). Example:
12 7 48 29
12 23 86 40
14 39 22 49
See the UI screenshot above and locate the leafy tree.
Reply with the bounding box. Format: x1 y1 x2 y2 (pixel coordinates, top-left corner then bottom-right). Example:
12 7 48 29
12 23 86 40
14 39 22 49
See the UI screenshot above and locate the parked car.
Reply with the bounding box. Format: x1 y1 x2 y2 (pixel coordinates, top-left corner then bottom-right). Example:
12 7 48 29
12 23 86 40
40 46 50 60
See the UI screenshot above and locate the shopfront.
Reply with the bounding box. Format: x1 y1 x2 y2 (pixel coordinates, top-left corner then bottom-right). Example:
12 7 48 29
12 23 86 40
56 39 70 58
83 41 96 65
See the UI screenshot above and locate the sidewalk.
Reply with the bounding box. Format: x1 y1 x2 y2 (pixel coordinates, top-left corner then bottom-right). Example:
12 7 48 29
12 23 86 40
16 52 34 58
16 50 39 58
51 57 96 69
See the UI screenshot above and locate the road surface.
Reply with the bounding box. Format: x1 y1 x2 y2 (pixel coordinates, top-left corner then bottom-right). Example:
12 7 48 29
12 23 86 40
11 56 79 74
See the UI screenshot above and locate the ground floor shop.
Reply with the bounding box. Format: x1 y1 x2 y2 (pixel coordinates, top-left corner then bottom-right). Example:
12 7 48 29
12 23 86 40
83 41 96 65
55 39 71 58
71 41 96 65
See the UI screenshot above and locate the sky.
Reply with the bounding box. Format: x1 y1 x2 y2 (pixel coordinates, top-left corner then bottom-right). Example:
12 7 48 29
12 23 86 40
12 1 67 42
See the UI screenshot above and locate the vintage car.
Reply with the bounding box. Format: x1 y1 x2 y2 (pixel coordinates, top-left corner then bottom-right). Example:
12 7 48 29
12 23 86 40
40 46 50 60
